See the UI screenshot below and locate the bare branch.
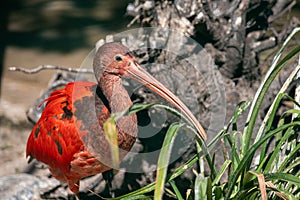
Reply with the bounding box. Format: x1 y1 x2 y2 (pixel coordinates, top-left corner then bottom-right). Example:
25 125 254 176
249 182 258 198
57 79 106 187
9 65 93 74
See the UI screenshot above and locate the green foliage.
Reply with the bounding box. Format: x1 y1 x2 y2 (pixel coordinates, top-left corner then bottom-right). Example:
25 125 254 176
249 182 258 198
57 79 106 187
105 28 300 200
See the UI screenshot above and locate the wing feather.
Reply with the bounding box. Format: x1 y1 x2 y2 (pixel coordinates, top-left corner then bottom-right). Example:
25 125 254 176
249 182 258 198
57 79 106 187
26 81 98 176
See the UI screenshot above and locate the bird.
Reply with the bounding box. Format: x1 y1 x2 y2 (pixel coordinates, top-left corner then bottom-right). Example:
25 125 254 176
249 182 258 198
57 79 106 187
26 42 207 194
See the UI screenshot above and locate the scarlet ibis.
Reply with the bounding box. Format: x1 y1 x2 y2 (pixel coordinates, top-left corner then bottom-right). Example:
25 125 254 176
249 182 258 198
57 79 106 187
26 42 206 194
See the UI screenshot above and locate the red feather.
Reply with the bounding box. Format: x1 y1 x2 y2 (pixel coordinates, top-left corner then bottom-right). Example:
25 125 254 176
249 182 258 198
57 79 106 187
26 81 112 193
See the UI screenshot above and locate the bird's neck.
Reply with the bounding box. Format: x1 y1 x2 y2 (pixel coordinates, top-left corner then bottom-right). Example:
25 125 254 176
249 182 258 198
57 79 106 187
99 74 133 113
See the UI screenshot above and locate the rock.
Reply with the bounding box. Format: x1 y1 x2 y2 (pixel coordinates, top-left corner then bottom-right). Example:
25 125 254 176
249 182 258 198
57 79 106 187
0 173 62 200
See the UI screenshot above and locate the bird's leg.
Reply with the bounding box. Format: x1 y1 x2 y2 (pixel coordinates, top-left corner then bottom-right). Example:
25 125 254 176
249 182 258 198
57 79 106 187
71 182 80 200
69 181 80 195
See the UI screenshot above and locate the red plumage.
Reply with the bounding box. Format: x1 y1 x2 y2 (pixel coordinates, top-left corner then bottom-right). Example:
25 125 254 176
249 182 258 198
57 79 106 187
26 82 113 193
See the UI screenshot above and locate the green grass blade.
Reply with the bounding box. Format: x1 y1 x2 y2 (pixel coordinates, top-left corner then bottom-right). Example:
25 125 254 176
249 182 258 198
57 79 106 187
281 108 300 118
169 180 184 200
235 187 258 200
261 127 294 172
168 155 198 180
256 63 300 142
242 29 300 155
195 141 205 176
284 157 300 173
105 182 156 199
194 175 212 200
265 186 295 200
224 133 240 172
154 122 183 200
264 173 300 187
226 121 300 199
272 27 300 64
128 103 155 113
278 142 300 173
258 93 300 165
227 100 251 163
212 160 232 185
120 195 153 200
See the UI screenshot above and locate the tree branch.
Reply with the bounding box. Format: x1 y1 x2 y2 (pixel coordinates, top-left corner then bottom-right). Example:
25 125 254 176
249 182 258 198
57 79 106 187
9 65 93 74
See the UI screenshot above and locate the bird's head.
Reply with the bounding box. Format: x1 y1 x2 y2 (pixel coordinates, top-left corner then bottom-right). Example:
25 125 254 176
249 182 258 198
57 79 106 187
93 42 207 141
93 42 135 80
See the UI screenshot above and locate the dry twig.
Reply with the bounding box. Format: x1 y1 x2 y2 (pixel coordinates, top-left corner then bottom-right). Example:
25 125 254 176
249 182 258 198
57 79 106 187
9 65 93 74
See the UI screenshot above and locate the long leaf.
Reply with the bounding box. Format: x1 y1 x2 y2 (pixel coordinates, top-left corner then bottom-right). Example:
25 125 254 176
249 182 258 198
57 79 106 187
278 142 300 173
264 173 300 187
212 160 231 185
242 29 300 155
258 94 299 165
260 127 294 172
194 175 212 200
283 157 300 173
256 63 300 142
169 180 184 200
265 185 292 200
154 122 183 200
120 195 153 200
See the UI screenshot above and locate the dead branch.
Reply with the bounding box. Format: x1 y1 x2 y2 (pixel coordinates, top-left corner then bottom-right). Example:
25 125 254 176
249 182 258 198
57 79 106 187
9 65 93 74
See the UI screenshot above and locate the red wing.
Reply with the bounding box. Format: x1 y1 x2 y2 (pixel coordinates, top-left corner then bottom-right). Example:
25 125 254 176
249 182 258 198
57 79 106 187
26 81 108 176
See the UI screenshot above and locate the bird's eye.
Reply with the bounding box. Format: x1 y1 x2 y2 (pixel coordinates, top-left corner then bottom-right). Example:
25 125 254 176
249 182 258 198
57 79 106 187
114 55 123 62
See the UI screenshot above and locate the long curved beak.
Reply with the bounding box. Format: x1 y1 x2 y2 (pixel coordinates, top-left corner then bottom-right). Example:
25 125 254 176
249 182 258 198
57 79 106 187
125 60 207 141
